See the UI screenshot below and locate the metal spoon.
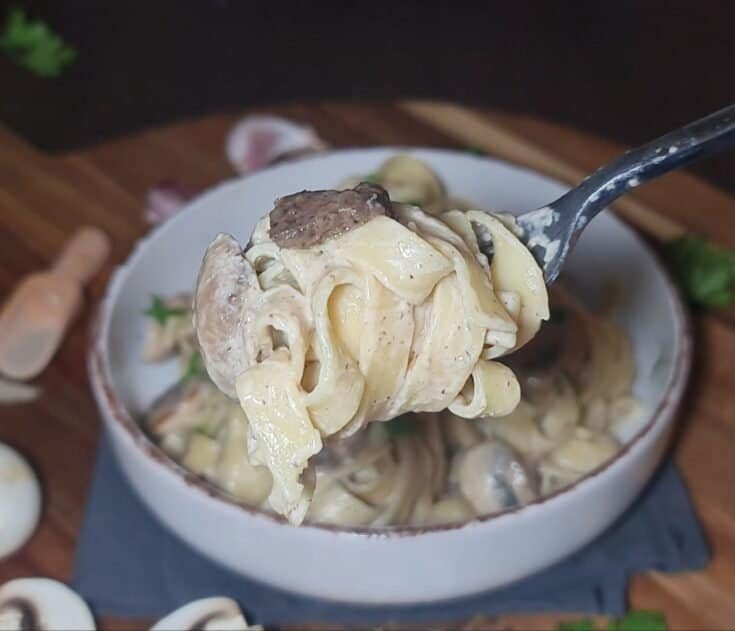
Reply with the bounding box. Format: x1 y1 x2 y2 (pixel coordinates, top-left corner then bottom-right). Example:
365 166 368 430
500 104 735 282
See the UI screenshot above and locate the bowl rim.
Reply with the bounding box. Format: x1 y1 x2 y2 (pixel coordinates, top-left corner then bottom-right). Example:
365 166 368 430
88 146 692 537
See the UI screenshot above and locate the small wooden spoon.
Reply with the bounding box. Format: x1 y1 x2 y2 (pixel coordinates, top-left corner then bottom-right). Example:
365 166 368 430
0 227 110 380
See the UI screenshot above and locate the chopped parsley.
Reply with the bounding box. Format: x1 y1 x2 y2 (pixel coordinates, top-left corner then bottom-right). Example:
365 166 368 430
666 235 735 308
556 610 666 631
557 620 596 631
0 7 77 77
144 295 187 326
181 351 206 383
384 415 418 437
608 611 667 631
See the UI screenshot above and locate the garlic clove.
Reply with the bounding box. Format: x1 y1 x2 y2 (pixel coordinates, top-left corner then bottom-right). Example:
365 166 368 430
225 115 326 175
0 578 95 630
145 180 198 225
0 444 41 559
152 597 261 631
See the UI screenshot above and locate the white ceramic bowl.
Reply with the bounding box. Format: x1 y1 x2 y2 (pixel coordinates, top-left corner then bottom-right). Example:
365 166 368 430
89 148 690 604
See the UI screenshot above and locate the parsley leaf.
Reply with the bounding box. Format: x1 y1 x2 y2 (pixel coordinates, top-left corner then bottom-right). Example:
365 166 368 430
555 611 667 631
0 7 77 77
181 351 206 383
363 172 380 184
557 620 596 631
384 415 418 437
144 295 187 326
666 235 735 308
608 611 667 631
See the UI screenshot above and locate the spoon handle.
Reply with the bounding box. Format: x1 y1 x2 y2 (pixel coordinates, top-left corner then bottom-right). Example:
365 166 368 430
552 103 735 233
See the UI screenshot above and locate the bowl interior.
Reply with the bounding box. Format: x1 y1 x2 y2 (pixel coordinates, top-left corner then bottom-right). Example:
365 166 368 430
102 147 683 456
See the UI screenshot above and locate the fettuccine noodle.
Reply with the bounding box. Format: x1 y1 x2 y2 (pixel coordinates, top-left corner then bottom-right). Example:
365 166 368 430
141 155 639 528
194 169 548 523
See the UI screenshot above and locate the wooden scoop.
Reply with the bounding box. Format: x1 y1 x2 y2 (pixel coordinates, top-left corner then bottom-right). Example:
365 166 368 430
0 227 110 380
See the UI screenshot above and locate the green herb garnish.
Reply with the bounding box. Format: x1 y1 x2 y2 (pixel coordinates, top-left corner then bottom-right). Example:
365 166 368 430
556 610 667 631
666 235 735 308
557 620 596 631
0 7 77 77
144 295 187 326
363 172 380 184
384 415 418 437
608 611 667 631
181 351 206 383
466 146 487 156
549 307 568 324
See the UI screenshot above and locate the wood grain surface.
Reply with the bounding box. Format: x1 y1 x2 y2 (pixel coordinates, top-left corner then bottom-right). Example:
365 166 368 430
1 102 735 630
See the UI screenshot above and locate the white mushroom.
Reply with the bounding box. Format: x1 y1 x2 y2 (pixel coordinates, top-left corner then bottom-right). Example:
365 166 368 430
152 597 261 631
0 443 41 558
226 115 326 175
0 578 95 630
375 155 445 211
193 234 259 398
452 440 537 515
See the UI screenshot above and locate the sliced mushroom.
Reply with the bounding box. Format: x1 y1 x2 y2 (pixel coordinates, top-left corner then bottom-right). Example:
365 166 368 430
0 578 95 630
145 378 213 438
452 440 537 515
375 154 445 211
152 597 261 631
268 183 393 249
0 443 41 559
193 234 258 398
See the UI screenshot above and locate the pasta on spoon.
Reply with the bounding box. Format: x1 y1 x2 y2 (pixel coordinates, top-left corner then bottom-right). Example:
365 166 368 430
194 181 549 524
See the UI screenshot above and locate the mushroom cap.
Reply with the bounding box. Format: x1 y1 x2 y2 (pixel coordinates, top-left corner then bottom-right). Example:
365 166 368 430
193 234 257 398
0 443 41 559
152 597 258 631
453 440 537 515
0 578 95 630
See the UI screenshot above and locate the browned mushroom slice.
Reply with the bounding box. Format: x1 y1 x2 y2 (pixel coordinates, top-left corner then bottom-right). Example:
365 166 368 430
193 233 257 398
268 183 394 249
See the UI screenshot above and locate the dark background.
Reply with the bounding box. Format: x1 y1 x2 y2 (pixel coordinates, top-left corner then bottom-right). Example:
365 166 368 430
2 1 734 192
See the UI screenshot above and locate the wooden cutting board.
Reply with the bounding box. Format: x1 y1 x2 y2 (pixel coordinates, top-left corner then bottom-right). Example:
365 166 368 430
1 101 735 631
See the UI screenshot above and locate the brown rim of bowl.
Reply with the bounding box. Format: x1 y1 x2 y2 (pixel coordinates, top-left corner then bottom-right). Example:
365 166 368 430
87 156 692 538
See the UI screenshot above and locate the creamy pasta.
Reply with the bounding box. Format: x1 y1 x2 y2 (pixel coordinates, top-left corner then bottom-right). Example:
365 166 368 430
141 155 639 528
193 164 548 523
